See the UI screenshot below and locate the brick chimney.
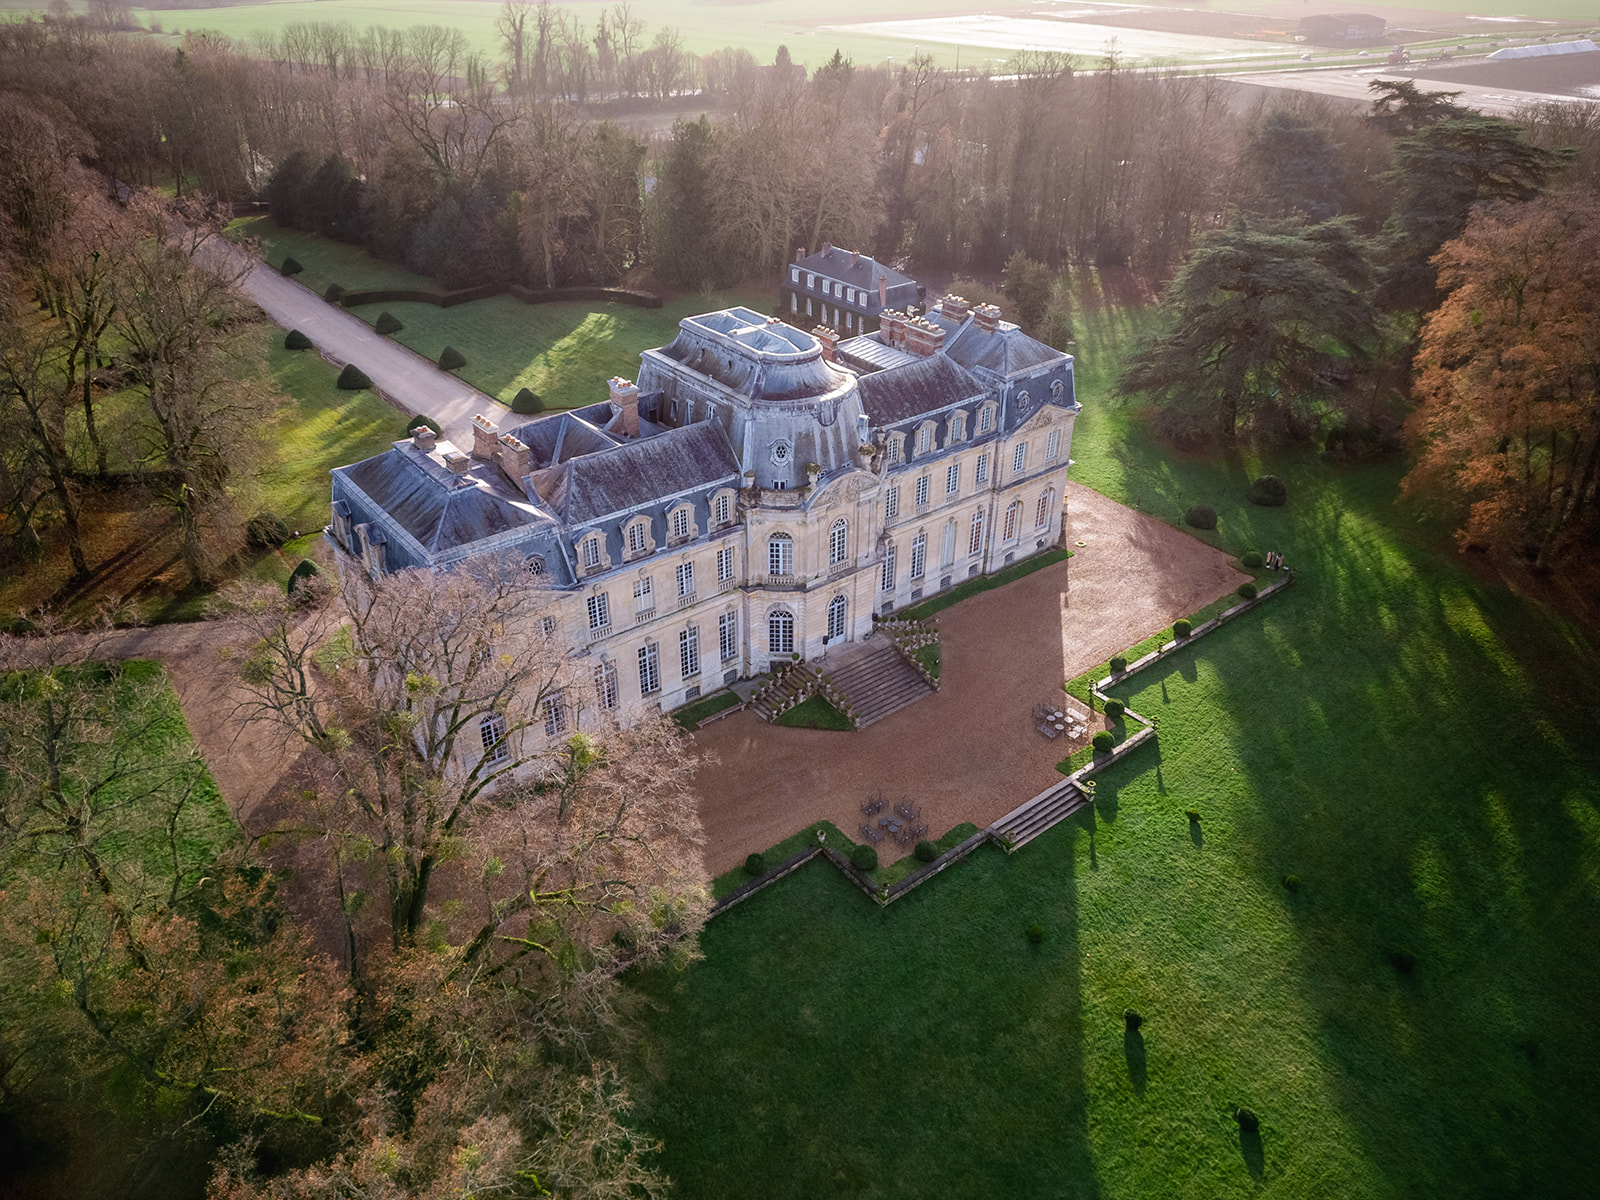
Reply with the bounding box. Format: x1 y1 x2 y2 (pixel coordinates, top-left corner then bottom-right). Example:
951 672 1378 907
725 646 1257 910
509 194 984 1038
940 294 971 322
814 325 840 362
471 413 499 459
822 241 833 256
412 426 437 453
851 249 861 267
973 303 1002 334
795 246 806 263
608 376 640 436
498 432 532 486
878 273 888 310
879 310 906 349
443 450 471 476
902 318 946 358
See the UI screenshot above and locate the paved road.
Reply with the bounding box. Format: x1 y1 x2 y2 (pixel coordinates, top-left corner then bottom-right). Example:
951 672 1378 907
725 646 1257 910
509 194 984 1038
238 258 500 448
1222 65 1584 116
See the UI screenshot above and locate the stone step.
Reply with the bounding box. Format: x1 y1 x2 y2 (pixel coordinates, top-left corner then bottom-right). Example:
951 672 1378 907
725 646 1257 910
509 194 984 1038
990 781 1089 850
826 644 935 728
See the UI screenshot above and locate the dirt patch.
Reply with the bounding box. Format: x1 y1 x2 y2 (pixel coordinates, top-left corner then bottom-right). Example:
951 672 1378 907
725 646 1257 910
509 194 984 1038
690 483 1247 876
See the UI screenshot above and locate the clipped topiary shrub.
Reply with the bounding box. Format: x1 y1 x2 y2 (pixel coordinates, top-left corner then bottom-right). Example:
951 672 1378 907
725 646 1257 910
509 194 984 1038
511 387 544 415
1247 474 1288 507
1185 809 1201 823
407 414 442 437
1124 1009 1143 1031
324 283 346 303
1104 699 1126 720
439 345 467 371
287 558 323 598
1234 1107 1260 1133
1241 550 1264 568
1185 504 1217 530
914 840 938 862
744 852 766 877
336 363 372 390
1238 582 1259 600
1283 873 1301 893
1173 618 1192 638
284 329 312 351
850 844 878 872
245 511 291 549
1092 731 1115 753
1109 654 1128 674
1389 949 1417 974
374 311 404 336
1026 924 1045 944
279 256 303 276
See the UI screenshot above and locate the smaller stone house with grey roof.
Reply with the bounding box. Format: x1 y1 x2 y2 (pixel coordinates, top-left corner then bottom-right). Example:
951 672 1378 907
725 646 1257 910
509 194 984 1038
780 243 922 336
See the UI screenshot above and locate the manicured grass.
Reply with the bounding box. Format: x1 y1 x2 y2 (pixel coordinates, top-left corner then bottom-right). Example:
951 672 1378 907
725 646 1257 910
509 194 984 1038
899 546 1072 620
672 689 741 730
230 216 432 295
912 642 940 679
774 695 852 731
629 295 1600 1197
710 820 849 900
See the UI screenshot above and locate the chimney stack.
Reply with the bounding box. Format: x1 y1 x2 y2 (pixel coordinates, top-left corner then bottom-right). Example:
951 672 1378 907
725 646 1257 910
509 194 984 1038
822 241 833 256
498 433 533 489
795 247 806 263
940 294 971 322
878 273 888 310
851 250 861 267
879 310 906 349
814 325 840 362
443 450 471 476
973 303 1002 334
411 426 437 453
608 376 640 437
902 317 946 358
471 413 499 459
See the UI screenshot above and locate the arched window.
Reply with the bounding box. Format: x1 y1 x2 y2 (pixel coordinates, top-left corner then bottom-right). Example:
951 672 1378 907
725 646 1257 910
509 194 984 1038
768 608 794 654
1003 501 1022 541
827 595 847 641
768 533 794 576
969 510 985 556
829 519 847 565
1035 488 1055 529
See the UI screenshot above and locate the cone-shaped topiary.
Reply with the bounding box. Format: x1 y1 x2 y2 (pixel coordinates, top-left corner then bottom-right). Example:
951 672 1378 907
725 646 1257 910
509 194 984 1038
374 311 403 335
407 414 441 437
324 283 346 303
744 852 766 876
287 558 323 598
284 329 312 351
1247 474 1287 506
279 256 303 276
337 363 372 390
511 387 544 415
1185 504 1217 530
438 345 467 371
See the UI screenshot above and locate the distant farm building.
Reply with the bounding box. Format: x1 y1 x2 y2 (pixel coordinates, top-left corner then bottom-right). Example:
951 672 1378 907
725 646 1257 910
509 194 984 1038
1487 39 1598 60
1298 13 1387 43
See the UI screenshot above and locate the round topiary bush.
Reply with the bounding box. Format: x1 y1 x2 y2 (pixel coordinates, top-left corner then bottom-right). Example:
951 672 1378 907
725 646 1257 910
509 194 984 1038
1109 655 1128 674
1185 504 1217 530
439 345 467 371
1238 582 1259 600
286 558 323 598
915 840 938 862
1247 474 1288 507
1234 1107 1260 1134
1173 618 1192 638
850 844 878 872
1389 949 1417 975
407 414 442 437
1092 731 1115 753
511 388 544 415
279 256 303 276
284 329 313 351
1104 699 1126 720
1124 1009 1143 1031
324 283 346 303
245 511 291 549
1283 873 1301 893
1240 550 1264 568
374 311 404 336
744 852 766 876
1026 924 1045 944
1185 809 1201 823
336 363 372 390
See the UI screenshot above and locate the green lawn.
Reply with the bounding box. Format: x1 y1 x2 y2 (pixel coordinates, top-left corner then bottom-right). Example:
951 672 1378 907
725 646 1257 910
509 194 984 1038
774 695 852 731
629 298 1600 1197
672 689 742 730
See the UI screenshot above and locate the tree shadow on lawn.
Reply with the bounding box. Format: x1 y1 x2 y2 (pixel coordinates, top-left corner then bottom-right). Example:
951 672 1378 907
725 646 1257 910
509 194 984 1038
1239 1126 1265 1181
1103 458 1600 1196
1123 1027 1147 1094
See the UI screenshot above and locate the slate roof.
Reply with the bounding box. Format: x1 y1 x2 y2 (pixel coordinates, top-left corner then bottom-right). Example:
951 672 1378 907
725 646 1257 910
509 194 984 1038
796 246 915 294
341 443 548 553
837 333 918 373
943 321 1063 376
855 354 986 424
533 420 740 525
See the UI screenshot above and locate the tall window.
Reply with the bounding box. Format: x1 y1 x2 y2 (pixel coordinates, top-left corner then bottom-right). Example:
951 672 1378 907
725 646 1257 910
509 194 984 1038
768 533 794 576
542 693 567 736
941 521 956 568
1046 429 1060 461
671 507 691 541
946 463 960 496
768 609 794 654
1013 443 1027 473
638 642 661 695
886 439 901 466
916 424 932 455
581 536 601 569
480 714 508 765
714 492 731 525
829 519 847 565
1004 501 1022 541
827 595 846 641
969 510 985 556
594 661 618 710
676 561 695 597
950 412 966 441
627 521 648 555
976 453 989 485
680 625 701 678
719 611 738 661
540 615 558 640
885 486 900 520
978 406 994 434
915 475 929 507
910 532 927 580
587 592 610 631
717 545 735 582
633 576 653 612
1036 488 1055 529
881 544 896 591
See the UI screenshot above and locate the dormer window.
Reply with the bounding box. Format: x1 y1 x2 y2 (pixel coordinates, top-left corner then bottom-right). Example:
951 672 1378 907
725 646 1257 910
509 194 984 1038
581 536 602 570
915 423 933 456
978 404 996 434
626 520 649 556
713 491 732 526
670 505 692 542
885 437 903 467
949 412 967 443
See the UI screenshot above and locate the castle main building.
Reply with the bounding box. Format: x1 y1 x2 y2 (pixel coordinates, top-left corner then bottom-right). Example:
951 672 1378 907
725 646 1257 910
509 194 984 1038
327 297 1079 729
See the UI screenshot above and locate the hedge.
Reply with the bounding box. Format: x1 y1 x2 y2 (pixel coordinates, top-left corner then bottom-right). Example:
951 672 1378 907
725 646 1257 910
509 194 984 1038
1092 731 1115 753
438 345 467 371
336 363 372 390
374 311 404 336
1173 618 1192 638
334 283 664 311
284 329 312 351
1238 581 1258 600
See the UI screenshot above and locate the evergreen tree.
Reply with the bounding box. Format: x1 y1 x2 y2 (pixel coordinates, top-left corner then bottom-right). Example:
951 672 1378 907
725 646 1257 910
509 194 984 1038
651 115 727 289
1238 111 1346 221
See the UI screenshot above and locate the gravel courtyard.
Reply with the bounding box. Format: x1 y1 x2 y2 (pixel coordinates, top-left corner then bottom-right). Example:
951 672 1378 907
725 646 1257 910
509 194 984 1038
692 482 1248 875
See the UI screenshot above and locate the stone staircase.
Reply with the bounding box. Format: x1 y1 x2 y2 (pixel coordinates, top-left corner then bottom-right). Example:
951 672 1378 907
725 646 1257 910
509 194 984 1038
749 667 812 722
989 778 1091 851
824 641 935 728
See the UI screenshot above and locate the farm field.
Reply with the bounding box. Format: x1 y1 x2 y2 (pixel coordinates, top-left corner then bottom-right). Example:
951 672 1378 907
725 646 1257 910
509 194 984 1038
627 295 1600 1197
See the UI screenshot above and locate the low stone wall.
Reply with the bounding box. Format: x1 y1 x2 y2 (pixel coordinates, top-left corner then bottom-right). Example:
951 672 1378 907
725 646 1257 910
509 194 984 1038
709 846 822 917
332 282 663 311
1097 573 1295 692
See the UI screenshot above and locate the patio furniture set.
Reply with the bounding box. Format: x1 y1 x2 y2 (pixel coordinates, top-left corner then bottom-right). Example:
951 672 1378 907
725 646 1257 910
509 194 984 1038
1034 702 1090 741
860 792 928 848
